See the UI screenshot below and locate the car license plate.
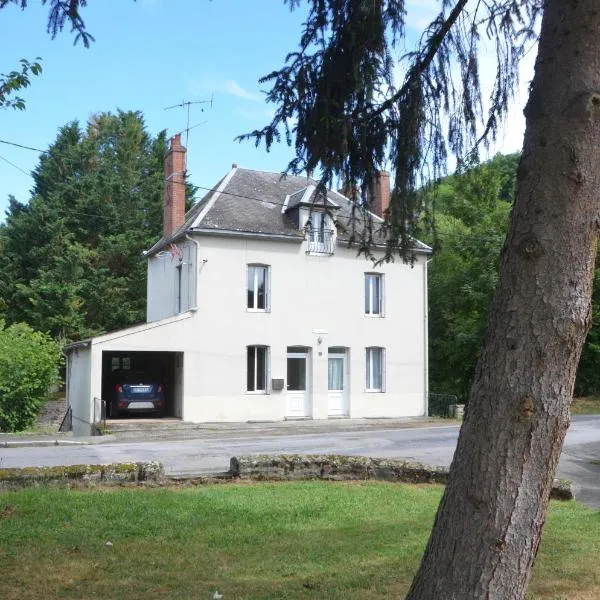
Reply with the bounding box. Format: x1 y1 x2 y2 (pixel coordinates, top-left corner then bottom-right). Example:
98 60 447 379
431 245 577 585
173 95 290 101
131 386 151 393
128 402 154 410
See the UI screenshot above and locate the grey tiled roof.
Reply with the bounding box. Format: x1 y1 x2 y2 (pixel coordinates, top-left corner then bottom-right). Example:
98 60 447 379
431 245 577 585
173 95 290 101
147 167 431 255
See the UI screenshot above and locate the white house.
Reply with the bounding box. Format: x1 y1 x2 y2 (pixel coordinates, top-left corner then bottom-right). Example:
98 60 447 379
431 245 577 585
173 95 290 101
65 134 431 435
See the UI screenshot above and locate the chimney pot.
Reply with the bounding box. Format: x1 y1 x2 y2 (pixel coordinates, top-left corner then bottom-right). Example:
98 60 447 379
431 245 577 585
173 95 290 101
163 134 187 237
232 163 237 169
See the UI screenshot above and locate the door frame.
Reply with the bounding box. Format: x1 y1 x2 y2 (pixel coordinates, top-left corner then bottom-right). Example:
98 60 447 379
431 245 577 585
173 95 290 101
328 349 348 416
285 349 312 418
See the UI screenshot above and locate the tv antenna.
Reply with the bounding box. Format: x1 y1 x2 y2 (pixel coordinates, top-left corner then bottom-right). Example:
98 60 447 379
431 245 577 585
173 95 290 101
164 95 213 147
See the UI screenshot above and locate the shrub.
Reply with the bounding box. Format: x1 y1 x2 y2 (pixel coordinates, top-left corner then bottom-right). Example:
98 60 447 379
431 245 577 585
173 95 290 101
0 321 61 432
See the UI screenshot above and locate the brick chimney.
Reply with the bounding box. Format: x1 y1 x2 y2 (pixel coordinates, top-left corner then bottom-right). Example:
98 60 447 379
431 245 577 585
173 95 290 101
163 133 186 237
370 171 391 218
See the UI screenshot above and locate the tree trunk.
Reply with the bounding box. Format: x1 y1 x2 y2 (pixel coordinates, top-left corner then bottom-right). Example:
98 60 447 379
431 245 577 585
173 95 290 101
407 1 600 598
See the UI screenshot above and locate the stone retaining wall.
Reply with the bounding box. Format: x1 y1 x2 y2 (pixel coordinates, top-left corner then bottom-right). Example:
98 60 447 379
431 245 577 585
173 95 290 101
230 454 574 501
0 461 164 490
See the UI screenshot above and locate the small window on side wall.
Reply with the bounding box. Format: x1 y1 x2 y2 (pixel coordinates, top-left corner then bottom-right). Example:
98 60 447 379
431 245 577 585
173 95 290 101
365 273 383 315
247 265 269 311
366 347 384 392
247 345 269 393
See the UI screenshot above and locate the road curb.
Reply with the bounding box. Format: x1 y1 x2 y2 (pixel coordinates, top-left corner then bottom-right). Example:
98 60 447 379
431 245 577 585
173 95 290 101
1 440 90 448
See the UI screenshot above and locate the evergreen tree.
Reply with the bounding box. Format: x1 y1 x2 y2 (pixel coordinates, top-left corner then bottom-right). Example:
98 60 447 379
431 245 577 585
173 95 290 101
248 2 600 597
0 111 175 341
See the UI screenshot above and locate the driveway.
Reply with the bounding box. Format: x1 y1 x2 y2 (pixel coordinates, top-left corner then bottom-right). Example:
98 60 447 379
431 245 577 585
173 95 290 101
1 415 600 507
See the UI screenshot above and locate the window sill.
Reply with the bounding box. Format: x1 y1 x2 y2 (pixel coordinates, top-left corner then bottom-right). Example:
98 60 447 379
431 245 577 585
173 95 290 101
246 309 271 313
246 391 269 395
365 389 385 393
364 313 385 318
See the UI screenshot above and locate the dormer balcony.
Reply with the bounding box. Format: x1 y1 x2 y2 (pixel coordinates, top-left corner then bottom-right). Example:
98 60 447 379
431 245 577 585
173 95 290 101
306 228 335 255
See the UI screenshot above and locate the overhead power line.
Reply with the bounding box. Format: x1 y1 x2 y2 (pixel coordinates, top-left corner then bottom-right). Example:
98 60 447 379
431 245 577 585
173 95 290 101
0 154 31 176
0 139 47 153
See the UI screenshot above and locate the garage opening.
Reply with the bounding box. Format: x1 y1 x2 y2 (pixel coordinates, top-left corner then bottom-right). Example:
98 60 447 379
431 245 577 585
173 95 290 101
101 351 183 419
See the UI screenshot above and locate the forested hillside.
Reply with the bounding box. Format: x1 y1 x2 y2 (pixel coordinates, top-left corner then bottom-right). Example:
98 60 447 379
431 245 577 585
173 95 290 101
427 153 600 400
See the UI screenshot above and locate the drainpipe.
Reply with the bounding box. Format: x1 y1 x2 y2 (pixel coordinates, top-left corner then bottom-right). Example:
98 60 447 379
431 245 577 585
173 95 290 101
61 347 71 427
185 234 200 311
423 257 432 416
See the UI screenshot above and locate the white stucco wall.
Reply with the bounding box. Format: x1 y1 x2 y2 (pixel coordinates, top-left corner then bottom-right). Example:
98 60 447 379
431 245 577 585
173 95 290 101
73 232 428 427
176 234 428 422
146 240 195 322
67 345 93 436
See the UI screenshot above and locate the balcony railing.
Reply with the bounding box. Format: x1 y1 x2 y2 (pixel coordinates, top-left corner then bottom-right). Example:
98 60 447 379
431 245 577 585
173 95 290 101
306 228 335 255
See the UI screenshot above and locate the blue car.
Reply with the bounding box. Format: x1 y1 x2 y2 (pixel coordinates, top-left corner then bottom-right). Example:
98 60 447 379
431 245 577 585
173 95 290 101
110 371 165 417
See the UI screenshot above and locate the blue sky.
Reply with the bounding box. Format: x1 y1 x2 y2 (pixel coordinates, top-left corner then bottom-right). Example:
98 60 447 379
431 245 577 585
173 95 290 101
0 0 534 221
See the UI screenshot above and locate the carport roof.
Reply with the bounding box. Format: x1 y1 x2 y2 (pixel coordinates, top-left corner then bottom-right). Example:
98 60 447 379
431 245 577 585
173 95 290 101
63 311 194 351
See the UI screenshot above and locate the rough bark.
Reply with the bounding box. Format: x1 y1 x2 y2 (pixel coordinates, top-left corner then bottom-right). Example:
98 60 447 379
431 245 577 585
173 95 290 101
407 1 600 598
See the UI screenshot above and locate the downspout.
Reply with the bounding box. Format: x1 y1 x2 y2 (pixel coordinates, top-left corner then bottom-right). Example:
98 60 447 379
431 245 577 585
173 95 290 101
185 234 200 311
424 257 431 416
61 347 71 427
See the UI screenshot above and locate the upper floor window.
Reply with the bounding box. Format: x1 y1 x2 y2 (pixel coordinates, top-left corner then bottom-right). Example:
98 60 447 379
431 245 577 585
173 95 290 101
247 265 269 311
365 273 383 315
247 345 269 393
306 212 335 255
366 347 385 392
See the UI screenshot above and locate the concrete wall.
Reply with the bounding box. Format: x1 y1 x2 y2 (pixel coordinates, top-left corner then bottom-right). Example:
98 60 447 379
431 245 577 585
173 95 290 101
67 345 93 436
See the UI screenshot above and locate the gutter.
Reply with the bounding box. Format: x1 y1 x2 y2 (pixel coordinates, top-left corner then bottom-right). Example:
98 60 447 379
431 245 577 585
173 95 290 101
63 340 91 352
190 228 304 243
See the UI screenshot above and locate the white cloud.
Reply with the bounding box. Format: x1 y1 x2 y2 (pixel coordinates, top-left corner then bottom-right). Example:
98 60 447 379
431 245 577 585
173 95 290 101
190 78 261 102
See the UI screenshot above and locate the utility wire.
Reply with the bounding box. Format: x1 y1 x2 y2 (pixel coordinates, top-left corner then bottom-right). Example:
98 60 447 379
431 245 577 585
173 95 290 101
0 154 31 176
0 139 47 153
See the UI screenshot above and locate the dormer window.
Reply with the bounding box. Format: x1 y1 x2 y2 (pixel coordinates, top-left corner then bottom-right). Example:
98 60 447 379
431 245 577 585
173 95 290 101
306 211 335 255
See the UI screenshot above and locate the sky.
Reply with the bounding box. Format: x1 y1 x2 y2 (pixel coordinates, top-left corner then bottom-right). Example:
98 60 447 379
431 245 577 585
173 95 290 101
0 0 535 222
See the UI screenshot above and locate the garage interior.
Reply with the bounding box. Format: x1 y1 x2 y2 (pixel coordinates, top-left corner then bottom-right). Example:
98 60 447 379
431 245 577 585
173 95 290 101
101 351 184 419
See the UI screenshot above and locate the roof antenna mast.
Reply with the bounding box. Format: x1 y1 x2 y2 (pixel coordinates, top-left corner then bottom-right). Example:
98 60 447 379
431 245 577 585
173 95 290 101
164 95 214 148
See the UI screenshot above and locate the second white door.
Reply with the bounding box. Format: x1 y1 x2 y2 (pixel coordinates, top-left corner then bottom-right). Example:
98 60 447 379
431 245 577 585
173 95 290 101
328 350 348 416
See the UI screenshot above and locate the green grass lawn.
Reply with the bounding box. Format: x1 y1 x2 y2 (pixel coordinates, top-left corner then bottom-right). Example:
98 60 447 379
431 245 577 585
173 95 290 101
1 482 599 599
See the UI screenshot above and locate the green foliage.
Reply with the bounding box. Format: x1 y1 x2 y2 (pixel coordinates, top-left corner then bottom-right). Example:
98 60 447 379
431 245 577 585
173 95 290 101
575 271 600 396
243 1 540 260
0 58 42 110
426 154 517 401
424 151 600 400
0 111 183 341
0 320 61 432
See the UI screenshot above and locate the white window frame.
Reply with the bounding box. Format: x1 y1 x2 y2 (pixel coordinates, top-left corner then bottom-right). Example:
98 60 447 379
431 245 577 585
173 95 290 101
247 264 270 312
365 273 384 316
365 347 385 392
247 345 269 394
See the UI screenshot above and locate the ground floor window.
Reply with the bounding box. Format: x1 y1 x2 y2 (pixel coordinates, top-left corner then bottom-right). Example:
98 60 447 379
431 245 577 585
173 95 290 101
366 347 384 392
247 345 268 392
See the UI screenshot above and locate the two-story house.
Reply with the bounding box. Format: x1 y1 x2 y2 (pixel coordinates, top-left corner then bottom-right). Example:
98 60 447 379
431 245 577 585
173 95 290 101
65 134 431 435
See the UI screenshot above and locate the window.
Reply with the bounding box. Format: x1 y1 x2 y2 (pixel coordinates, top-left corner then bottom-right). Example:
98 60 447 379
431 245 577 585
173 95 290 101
365 273 383 315
366 347 384 391
247 265 269 310
247 346 268 392
110 357 131 372
306 212 335 255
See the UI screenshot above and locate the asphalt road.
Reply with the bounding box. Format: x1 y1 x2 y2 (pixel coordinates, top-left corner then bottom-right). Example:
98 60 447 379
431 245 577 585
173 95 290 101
2 415 600 507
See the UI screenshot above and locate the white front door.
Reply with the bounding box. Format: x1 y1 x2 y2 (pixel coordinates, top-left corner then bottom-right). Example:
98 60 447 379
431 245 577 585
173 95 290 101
286 352 311 417
328 352 348 416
